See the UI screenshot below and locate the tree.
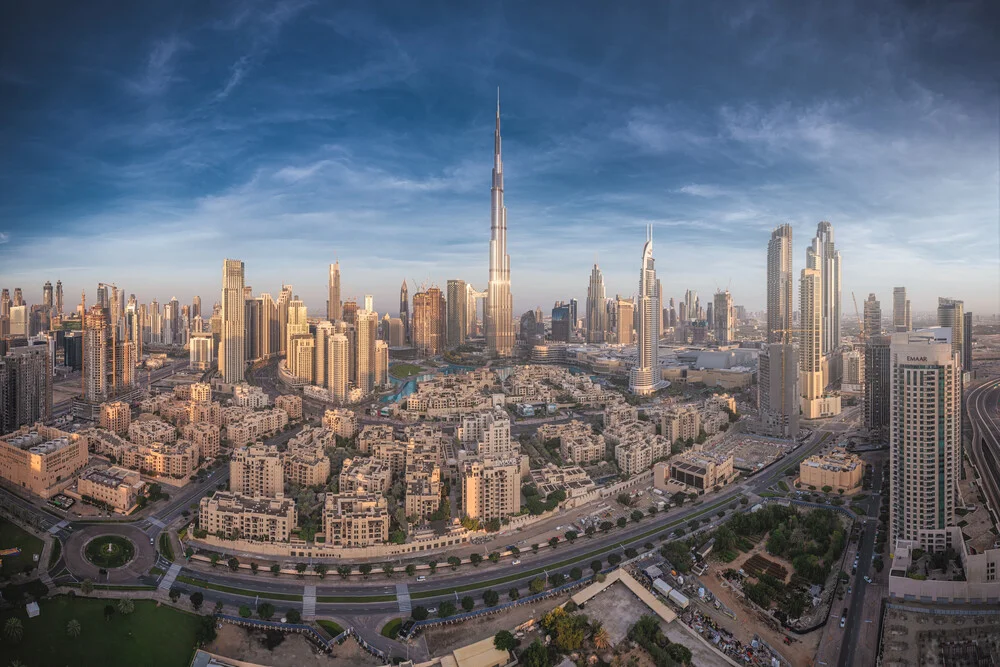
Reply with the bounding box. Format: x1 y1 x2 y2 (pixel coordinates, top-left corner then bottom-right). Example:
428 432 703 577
470 553 483 567
438 601 456 618
190 591 204 610
210 553 220 567
585 525 596 538
169 588 181 602
529 576 546 594
239 605 252 618
600 521 613 533
591 559 602 574
548 572 565 587
520 640 551 667
570 566 583 581
488 551 501 564
494 629 517 652
617 493 634 507
531 543 540 553
214 600 224 614
593 625 611 650
548 536 559 549
359 563 373 577
296 562 308 577
81 579 94 594
250 562 259 575
315 563 328 579
412 606 429 621
483 589 499 606
66 619 81 638
648 505 658 515
508 587 520 601
608 553 621 566
666 644 693 664
616 517 627 528
270 563 281 576
184 546 194 560
448 556 462 570
624 547 638 559
117 598 135 615
258 602 275 620
337 565 352 579
382 563 395 578
228 557 240 571
510 546 520 556
822 485 833 494
631 510 643 523
428 560 438 573
461 595 475 611
4 617 23 642
196 614 218 645
286 609 302 624
104 604 115 620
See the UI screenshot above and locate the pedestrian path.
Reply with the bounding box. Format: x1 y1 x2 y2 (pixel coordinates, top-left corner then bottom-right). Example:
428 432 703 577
395 583 411 614
158 563 182 591
303 585 316 618
148 516 166 528
47 520 69 534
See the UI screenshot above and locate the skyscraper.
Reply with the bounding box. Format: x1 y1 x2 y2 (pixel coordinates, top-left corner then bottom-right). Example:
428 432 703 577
364 295 373 312
220 259 246 384
485 94 514 358
758 342 799 438
616 297 634 345
766 224 793 343
375 339 388 388
889 330 960 542
864 335 891 442
327 262 342 322
192 295 201 321
0 289 9 318
798 266 840 418
413 287 445 357
863 293 881 342
586 264 606 344
356 310 378 394
399 280 409 345
286 297 309 354
327 333 349 402
892 287 911 332
713 289 734 345
629 226 660 396
937 298 965 369
276 285 292 355
963 311 973 373
0 342 52 435
446 279 468 349
42 281 53 310
550 304 571 343
809 221 842 355
54 280 63 316
313 321 334 388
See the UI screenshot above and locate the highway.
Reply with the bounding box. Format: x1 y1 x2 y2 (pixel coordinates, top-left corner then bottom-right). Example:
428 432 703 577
839 458 883 667
967 379 1000 526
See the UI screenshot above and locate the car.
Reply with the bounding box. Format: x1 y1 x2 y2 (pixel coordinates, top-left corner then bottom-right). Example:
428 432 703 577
427 607 438 614
840 616 846 628
150 538 155 544
512 559 521 565
416 575 426 582
864 575 872 584
847 586 852 594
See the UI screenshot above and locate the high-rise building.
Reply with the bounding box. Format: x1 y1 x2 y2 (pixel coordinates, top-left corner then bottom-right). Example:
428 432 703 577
364 295 373 312
220 259 246 384
244 296 259 361
889 330 961 542
313 321 335 388
342 299 358 326
864 335 891 442
189 333 213 371
9 305 27 337
327 333 349 402
485 94 514 358
586 263 606 344
446 279 468 349
0 289 9 318
54 280 63 316
289 334 314 383
713 289 734 345
192 295 201 321
0 343 52 435
276 285 292 355
863 293 881 342
327 262 342 322
399 280 409 345
963 311 973 373
630 226 661 395
937 298 965 369
758 342 799 438
257 292 279 358
42 281 53 310
375 339 388 388
230 444 284 498
461 457 520 522
550 304 571 343
808 222 842 355
892 287 911 332
388 317 405 347
356 310 378 394
799 266 840 418
767 224 793 343
413 288 445 357
286 297 308 354
616 297 635 345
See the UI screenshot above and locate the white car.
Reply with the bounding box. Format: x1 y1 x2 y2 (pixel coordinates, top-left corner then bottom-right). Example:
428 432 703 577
416 575 426 582
512 559 521 566
864 576 872 584
427 607 438 614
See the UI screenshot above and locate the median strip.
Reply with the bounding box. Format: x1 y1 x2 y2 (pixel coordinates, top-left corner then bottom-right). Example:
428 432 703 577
175 575 303 601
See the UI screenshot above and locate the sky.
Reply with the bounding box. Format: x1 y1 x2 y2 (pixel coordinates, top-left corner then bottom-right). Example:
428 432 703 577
1 0 998 318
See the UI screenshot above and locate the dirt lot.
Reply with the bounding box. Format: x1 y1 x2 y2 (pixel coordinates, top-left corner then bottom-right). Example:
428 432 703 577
206 622 380 667
420 592 571 656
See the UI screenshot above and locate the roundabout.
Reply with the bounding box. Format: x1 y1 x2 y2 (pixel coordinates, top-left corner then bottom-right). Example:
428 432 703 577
84 534 135 568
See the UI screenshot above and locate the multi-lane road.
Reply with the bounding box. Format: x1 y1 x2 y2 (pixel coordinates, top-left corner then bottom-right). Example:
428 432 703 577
967 378 1000 525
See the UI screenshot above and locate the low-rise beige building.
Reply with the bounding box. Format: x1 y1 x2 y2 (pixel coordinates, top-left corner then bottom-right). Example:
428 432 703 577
461 456 520 522
528 464 595 499
187 401 222 427
339 457 392 495
118 440 201 479
537 420 606 465
190 382 212 403
230 443 284 498
225 409 289 448
372 441 407 479
284 446 330 488
798 447 864 493
233 383 270 408
274 394 302 420
662 407 701 444
404 453 442 524
0 424 88 498
99 401 132 434
357 423 394 453
322 408 358 439
604 402 638 428
77 466 143 513
128 417 177 446
662 451 735 491
612 423 669 477
181 422 221 459
323 493 389 547
199 492 297 542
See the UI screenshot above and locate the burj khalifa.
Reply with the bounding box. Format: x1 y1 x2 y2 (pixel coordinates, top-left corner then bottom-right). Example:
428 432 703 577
485 92 514 357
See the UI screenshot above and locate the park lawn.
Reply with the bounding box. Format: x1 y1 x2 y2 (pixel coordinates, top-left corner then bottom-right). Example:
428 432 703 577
0 519 43 576
390 363 423 379
316 619 344 636
381 618 403 639
0 597 203 667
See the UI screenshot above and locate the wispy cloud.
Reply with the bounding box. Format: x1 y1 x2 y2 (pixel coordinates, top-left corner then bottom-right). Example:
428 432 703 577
127 35 188 96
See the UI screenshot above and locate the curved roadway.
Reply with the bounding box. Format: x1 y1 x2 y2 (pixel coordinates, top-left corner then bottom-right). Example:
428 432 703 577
967 379 1000 525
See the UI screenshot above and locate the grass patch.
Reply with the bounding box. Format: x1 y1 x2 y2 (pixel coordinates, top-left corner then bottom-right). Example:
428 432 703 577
84 535 135 568
65 582 157 591
150 566 165 577
0 596 203 667
175 575 302 601
0 519 44 576
381 618 403 639
390 363 423 379
777 481 789 492
159 533 174 562
48 537 63 569
317 594 396 603
716 549 739 563
317 619 344 636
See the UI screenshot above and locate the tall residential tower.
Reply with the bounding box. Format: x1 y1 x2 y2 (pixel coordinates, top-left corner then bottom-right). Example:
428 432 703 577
485 94 514 357
585 263 606 343
629 226 661 395
220 259 246 384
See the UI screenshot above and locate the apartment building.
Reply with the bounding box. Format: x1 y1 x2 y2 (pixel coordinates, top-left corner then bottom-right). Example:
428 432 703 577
0 424 88 498
283 433 331 487
666 451 735 491
128 418 177 446
99 401 132 434
274 394 302 420
662 407 701 444
358 423 394 454
225 408 288 448
323 493 390 547
322 408 358 439
77 466 143 512
233 383 270 408
181 422 221 459
339 457 392 495
199 492 297 542
461 456 521 522
118 440 201 478
230 443 284 498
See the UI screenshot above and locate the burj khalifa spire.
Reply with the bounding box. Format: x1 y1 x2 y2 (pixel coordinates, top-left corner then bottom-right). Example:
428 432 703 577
486 90 514 357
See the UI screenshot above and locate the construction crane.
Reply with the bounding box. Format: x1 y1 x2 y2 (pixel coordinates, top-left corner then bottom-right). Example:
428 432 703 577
851 291 864 343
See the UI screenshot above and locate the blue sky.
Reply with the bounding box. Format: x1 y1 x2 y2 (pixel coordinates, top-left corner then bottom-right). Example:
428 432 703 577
1 0 998 317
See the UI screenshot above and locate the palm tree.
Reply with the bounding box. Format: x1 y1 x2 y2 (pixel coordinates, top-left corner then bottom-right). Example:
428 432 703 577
67 619 81 638
4 617 23 643
117 598 135 615
593 627 611 651
9 660 27 667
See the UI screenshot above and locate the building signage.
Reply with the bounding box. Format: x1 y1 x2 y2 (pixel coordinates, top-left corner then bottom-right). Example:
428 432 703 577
906 356 928 362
